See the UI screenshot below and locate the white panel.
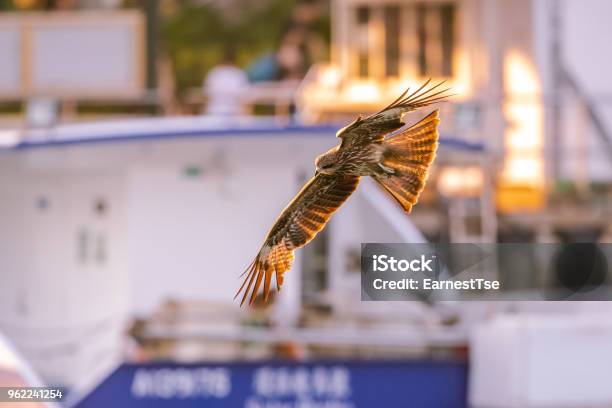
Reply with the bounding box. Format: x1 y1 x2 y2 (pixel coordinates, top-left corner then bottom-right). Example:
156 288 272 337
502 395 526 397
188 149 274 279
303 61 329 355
31 23 137 95
563 0 612 181
0 26 20 93
0 166 129 386
470 315 612 407
127 163 299 312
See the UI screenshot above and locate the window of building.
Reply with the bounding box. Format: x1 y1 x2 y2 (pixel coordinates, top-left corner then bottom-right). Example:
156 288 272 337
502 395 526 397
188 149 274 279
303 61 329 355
385 5 401 77
350 2 456 79
417 2 455 77
356 6 370 77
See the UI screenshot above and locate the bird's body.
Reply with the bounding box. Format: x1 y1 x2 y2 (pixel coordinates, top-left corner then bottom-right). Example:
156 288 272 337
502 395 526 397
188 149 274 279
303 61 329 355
316 144 383 176
237 80 451 306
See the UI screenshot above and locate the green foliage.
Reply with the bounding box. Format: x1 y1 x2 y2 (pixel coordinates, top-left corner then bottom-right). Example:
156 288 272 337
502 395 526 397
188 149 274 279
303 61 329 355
162 0 304 92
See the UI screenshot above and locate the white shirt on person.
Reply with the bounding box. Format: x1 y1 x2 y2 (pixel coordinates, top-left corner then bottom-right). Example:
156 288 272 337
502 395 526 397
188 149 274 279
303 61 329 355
203 64 249 116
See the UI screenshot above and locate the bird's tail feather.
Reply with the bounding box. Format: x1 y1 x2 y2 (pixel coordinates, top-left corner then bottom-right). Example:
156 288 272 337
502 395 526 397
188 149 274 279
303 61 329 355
374 110 439 213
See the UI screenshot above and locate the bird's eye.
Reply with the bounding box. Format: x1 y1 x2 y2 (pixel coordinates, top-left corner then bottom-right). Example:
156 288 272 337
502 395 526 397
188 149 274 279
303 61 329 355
321 163 333 169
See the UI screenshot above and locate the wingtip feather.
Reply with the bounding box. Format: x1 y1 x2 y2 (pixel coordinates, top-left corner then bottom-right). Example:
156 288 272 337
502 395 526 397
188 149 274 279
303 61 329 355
239 269 257 306
248 265 264 306
263 265 273 302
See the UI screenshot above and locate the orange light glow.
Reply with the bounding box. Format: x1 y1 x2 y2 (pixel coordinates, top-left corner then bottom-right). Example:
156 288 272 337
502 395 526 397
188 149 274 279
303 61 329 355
319 65 343 89
438 166 484 197
501 51 544 186
346 81 382 103
13 0 37 9
498 50 545 212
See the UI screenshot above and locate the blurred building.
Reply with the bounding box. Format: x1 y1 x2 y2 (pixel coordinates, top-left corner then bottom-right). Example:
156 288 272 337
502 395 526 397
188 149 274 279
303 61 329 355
299 0 612 240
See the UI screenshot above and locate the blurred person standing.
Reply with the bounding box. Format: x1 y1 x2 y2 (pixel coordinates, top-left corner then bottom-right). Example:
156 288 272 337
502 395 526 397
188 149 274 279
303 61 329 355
203 47 249 117
277 0 327 80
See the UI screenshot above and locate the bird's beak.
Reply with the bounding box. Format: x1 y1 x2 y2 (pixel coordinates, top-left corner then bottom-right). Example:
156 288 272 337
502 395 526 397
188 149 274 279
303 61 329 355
314 170 320 176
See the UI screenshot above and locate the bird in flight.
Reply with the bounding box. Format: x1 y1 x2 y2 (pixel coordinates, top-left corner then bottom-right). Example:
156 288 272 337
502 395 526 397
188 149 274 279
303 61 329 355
237 80 451 306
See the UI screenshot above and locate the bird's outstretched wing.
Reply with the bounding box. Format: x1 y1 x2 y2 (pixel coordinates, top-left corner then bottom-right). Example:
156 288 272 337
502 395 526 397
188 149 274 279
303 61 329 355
336 79 451 149
237 173 360 306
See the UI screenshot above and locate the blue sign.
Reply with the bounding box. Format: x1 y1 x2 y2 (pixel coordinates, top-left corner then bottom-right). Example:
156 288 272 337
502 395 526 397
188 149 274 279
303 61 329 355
73 360 467 407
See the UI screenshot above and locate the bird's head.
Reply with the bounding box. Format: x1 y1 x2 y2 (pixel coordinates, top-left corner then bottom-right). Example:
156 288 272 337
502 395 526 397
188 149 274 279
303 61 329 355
315 147 339 175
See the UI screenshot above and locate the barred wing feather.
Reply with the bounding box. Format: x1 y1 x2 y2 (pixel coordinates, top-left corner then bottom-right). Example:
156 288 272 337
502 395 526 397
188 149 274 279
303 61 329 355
236 173 360 306
336 79 451 150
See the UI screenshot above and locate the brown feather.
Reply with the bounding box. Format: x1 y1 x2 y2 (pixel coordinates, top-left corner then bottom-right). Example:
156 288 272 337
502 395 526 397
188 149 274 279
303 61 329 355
236 174 360 306
375 110 440 212
336 80 451 149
